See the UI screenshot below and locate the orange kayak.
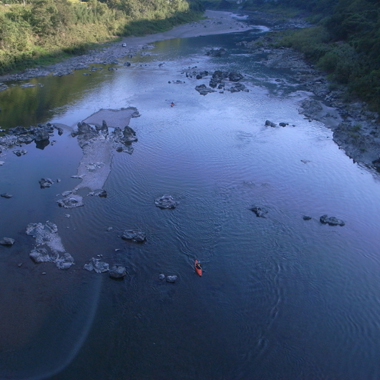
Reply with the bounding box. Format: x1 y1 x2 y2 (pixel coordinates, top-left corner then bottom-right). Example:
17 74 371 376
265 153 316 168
195 260 202 276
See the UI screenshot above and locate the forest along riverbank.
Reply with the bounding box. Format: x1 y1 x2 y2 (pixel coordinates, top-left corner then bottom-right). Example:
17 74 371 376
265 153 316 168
1 9 380 173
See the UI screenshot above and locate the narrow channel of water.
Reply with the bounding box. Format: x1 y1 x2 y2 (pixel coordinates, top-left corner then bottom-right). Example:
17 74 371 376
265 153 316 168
1 25 380 380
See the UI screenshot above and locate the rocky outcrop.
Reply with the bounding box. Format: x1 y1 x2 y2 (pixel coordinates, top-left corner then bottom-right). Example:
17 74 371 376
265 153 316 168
26 221 75 269
193 69 247 95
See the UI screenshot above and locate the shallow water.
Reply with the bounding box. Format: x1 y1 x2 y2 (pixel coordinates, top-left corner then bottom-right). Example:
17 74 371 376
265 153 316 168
1 27 380 380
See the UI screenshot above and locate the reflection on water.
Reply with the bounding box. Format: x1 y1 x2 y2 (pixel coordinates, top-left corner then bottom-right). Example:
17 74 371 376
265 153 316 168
1 28 380 380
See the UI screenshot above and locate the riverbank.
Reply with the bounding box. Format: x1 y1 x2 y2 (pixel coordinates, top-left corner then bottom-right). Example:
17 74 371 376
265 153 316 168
1 9 380 173
0 10 253 83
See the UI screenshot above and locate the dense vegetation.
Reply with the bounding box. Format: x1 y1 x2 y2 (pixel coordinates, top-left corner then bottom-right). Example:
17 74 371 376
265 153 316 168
0 0 204 74
238 0 380 112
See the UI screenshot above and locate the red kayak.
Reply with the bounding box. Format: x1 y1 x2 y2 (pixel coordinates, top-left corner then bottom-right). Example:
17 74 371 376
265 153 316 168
195 260 202 276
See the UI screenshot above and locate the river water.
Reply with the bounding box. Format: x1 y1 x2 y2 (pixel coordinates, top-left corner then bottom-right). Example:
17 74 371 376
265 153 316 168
1 23 380 380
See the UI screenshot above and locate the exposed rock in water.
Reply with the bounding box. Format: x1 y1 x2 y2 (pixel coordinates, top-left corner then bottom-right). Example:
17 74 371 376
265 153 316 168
166 275 178 283
39 178 54 189
109 265 127 279
195 84 215 96
57 194 84 208
1 193 12 198
229 72 243 82
122 229 146 242
0 237 15 246
371 158 380 172
320 215 345 226
250 206 268 218
228 82 248 93
26 221 74 269
206 48 227 57
13 149 27 156
88 189 107 197
265 120 277 128
84 257 109 273
155 195 178 209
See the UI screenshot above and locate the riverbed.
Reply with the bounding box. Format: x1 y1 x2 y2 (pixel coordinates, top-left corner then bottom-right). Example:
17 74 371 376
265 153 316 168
1 12 380 380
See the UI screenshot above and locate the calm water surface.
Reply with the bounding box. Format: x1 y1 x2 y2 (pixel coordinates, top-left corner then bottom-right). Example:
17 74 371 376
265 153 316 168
1 26 380 380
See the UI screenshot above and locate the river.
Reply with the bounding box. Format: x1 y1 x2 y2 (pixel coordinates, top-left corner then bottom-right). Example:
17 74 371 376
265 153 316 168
1 20 380 380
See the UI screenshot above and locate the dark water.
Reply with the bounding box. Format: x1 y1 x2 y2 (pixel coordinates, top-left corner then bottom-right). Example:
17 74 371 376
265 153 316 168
1 24 380 380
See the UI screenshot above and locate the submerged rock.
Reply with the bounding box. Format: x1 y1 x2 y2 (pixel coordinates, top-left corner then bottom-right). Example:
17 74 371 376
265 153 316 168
155 195 178 209
320 215 345 226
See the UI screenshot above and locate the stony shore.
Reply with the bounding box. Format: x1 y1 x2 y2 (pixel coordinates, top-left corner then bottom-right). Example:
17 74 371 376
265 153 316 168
242 10 380 172
1 9 380 172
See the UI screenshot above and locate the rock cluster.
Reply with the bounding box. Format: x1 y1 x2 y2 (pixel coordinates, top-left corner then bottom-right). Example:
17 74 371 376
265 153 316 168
0 124 62 152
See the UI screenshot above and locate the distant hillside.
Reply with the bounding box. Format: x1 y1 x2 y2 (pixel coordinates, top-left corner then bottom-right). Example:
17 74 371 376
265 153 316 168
0 0 204 74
